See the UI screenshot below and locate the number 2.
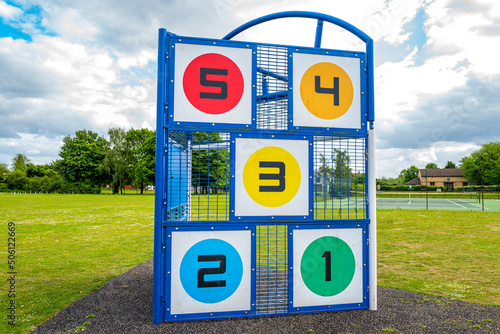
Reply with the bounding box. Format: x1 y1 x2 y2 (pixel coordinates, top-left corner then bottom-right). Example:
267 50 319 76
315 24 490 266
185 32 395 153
197 254 227 288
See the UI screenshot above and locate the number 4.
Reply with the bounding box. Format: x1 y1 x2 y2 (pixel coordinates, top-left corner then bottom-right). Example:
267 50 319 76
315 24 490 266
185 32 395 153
315 76 339 106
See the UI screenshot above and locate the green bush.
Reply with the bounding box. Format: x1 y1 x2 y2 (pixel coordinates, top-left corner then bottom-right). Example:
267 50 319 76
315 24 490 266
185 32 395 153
378 185 445 192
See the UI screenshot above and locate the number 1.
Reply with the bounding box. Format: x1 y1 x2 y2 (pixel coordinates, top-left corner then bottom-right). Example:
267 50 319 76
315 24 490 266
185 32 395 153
322 251 331 282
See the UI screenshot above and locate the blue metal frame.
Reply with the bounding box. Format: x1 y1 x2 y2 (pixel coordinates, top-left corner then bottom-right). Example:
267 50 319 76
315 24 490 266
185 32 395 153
154 11 375 324
153 28 167 324
229 132 313 222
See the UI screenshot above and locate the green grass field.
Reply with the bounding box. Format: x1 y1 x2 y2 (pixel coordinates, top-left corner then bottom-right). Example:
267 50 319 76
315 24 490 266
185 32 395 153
0 193 498 334
377 209 499 306
0 193 154 334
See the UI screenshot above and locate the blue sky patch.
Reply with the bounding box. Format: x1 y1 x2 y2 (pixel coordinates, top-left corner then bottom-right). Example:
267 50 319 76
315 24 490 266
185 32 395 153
0 1 56 41
0 18 32 41
375 7 428 66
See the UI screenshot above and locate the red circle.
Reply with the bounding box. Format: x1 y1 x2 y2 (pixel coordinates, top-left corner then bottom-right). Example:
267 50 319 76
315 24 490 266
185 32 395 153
183 53 244 115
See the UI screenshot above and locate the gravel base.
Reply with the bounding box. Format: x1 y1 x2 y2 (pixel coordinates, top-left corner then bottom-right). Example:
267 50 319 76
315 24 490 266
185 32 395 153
33 259 500 334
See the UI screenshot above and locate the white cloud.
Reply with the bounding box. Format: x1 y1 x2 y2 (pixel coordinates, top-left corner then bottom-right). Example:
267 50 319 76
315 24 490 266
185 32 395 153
0 1 22 19
0 0 499 177
363 0 425 44
376 141 481 178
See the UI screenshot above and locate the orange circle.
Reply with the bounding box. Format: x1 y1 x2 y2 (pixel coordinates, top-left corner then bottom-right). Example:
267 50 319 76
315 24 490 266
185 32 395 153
300 62 353 120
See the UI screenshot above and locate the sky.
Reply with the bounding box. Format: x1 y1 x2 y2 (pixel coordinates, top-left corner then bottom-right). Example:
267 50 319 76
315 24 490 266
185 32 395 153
0 0 499 178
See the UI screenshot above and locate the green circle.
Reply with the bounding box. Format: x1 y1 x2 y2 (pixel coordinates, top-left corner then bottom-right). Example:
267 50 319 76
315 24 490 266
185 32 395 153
300 236 355 296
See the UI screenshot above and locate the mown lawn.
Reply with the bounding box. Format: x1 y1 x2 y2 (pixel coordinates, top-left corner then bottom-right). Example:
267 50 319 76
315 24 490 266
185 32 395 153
1 194 498 334
0 193 154 334
377 209 500 306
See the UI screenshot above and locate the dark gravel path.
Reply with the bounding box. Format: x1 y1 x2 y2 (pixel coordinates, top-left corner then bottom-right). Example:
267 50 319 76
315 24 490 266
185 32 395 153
33 259 500 333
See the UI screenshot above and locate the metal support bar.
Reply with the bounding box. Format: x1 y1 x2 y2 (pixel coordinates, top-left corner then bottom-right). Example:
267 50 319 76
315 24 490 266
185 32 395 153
262 75 269 95
256 91 288 103
257 67 288 82
368 127 377 310
153 28 167 324
314 19 324 48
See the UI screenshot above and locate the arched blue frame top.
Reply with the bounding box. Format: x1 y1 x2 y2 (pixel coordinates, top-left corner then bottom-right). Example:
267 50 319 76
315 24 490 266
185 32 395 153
222 11 375 124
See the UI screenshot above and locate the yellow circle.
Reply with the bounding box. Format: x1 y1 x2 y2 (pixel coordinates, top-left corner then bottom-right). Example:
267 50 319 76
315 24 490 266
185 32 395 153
300 62 353 120
243 146 301 207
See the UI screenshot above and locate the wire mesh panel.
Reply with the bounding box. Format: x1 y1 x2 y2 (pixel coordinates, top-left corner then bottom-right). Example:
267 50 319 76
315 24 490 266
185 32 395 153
166 131 190 222
256 45 289 130
166 130 231 222
313 136 367 221
256 225 288 314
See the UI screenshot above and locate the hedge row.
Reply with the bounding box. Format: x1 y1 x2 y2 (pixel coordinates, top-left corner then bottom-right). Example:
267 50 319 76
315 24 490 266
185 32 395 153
0 174 101 194
378 184 500 192
378 185 445 191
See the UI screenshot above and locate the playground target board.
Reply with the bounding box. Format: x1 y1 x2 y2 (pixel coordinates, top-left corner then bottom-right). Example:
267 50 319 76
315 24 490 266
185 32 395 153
154 12 376 324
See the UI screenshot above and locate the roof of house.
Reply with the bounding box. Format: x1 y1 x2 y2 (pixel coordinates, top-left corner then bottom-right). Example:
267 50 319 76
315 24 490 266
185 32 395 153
404 177 421 185
419 168 463 177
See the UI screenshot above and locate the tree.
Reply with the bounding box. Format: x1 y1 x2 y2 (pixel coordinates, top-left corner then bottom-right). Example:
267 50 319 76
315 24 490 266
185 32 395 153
401 165 419 183
331 149 354 197
5 169 27 190
26 163 57 178
58 129 109 192
444 161 456 169
425 163 438 169
11 153 30 171
126 128 155 194
460 142 500 185
100 127 131 194
0 163 9 183
316 153 333 196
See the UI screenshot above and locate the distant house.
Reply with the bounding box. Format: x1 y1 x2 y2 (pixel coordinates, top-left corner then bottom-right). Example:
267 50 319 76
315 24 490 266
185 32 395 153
405 169 468 191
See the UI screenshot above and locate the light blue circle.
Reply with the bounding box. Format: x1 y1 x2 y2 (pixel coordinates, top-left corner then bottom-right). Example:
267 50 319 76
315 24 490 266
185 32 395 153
180 238 243 304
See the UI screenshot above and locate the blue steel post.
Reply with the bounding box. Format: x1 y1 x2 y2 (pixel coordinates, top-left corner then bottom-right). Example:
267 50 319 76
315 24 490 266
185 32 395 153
366 39 375 126
314 19 323 48
153 28 167 324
